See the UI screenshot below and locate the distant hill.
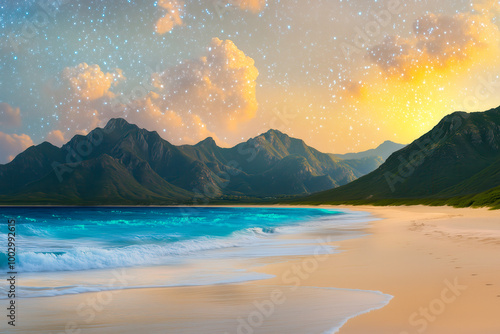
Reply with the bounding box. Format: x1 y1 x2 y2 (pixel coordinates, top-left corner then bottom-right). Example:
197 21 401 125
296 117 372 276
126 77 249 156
0 119 385 205
342 156 385 176
334 140 406 161
304 106 500 209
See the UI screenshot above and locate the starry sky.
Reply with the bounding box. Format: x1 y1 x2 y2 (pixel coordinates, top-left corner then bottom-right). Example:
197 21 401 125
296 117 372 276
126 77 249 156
0 0 499 163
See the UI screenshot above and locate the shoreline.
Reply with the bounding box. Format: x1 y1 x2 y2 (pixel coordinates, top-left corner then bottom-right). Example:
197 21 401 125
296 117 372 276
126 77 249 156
3 205 500 333
0 203 497 210
322 205 500 333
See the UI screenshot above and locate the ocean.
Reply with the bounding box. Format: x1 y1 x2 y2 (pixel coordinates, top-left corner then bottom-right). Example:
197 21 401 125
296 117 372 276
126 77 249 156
0 207 392 333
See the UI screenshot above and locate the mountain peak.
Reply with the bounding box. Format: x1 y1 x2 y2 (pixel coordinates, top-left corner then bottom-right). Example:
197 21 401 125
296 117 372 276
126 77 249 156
264 129 286 137
379 140 405 148
196 137 217 147
104 118 137 131
335 140 406 161
259 129 293 143
309 106 500 205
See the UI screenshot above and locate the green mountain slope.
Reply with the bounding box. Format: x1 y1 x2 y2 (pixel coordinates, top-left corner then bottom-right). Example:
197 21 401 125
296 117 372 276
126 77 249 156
305 106 500 204
0 142 65 193
343 156 385 176
0 119 386 204
5 154 193 205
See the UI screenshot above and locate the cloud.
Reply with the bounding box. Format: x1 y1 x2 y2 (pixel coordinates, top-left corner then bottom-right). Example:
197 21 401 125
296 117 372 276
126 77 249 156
52 63 125 136
155 0 184 34
0 132 34 164
0 103 22 128
49 39 258 146
340 81 367 99
473 0 500 14
338 2 500 146
231 0 267 13
45 130 66 147
60 63 124 101
105 37 258 145
121 91 226 145
366 7 500 79
0 103 32 163
149 37 259 132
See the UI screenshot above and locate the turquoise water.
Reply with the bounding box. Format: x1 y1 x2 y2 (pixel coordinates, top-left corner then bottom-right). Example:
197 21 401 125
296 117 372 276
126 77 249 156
0 207 361 273
0 207 376 300
0 207 394 334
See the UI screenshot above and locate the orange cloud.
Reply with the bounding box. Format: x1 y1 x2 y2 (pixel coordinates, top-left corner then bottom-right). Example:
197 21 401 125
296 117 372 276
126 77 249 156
49 38 257 146
0 103 21 128
0 132 33 164
121 92 225 145
155 0 184 34
473 0 500 14
61 63 124 101
232 0 266 13
367 8 500 79
111 38 258 144
45 130 66 147
151 37 259 132
338 3 500 147
52 63 125 136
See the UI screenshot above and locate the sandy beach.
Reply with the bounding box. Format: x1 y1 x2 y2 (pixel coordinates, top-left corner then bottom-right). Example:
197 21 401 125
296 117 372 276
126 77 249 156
7 205 500 334
259 205 500 334
334 205 500 334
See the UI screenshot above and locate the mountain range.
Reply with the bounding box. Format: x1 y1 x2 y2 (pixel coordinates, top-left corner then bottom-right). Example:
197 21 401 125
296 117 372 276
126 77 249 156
305 106 500 209
0 119 400 205
4 105 499 208
334 140 406 161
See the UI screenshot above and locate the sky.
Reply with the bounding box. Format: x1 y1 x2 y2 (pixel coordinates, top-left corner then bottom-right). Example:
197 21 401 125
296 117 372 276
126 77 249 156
0 0 499 163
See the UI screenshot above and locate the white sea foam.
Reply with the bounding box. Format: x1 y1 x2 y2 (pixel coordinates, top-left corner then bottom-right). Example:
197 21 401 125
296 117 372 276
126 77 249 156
0 208 393 334
0 272 275 299
0 208 375 306
4 223 340 273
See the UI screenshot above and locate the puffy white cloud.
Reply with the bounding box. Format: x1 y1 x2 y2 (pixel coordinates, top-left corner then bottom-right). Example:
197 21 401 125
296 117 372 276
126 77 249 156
0 103 21 128
0 132 34 164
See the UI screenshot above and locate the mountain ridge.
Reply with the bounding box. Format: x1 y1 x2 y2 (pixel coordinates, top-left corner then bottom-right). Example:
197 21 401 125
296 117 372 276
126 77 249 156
303 106 500 209
334 140 406 161
0 119 398 205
